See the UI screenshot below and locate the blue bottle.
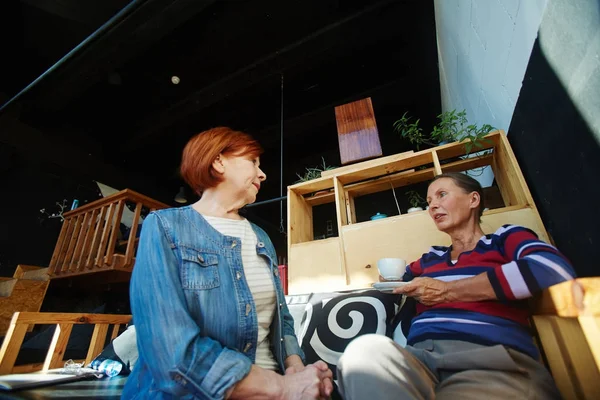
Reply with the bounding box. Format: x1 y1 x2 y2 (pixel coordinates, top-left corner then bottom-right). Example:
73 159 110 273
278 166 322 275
90 358 122 377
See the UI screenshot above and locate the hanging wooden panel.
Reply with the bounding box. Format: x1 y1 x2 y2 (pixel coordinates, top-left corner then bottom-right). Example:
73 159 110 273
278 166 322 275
334 97 382 165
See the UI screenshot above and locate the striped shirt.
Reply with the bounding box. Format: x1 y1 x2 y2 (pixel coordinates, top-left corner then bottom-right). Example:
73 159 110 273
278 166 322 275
203 215 278 370
403 224 576 359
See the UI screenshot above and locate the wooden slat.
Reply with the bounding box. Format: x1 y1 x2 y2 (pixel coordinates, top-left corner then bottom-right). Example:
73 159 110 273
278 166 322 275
85 324 109 365
530 278 600 317
86 206 108 269
12 312 131 325
53 217 75 275
579 316 600 369
334 178 348 227
289 176 335 196
533 317 580 400
111 324 121 341
432 150 442 175
334 177 350 285
440 153 494 174
287 188 313 246
305 191 335 206
305 167 421 206
95 203 116 267
490 152 513 208
321 150 414 178
124 202 143 267
346 191 356 225
434 131 498 161
42 323 73 371
77 208 99 271
533 316 600 400
346 168 430 198
337 152 433 185
69 212 91 271
0 318 29 374
105 200 125 265
62 189 168 218
60 215 83 273
48 218 71 272
494 131 536 205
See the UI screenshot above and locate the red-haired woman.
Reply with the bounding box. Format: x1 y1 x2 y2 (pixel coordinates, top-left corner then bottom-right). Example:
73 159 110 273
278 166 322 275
123 127 333 399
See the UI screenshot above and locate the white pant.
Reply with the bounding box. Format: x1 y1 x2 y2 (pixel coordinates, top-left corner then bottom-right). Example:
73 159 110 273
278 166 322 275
336 335 560 400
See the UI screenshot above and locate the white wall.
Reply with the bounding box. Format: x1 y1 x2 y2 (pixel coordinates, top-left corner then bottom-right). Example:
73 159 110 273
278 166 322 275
435 0 548 132
434 0 548 186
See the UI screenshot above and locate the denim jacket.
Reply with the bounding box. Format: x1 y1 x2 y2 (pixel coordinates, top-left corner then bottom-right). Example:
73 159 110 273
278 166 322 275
121 206 304 400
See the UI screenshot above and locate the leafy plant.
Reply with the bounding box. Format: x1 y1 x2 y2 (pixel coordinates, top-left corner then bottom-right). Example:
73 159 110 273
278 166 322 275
405 190 426 209
392 112 432 149
295 157 336 183
393 109 495 154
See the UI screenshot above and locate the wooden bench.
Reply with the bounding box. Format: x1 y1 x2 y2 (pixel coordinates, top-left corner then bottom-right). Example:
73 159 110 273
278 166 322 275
0 280 597 399
0 312 132 375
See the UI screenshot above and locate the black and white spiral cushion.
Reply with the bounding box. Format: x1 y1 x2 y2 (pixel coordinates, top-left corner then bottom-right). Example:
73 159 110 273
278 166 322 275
296 290 405 377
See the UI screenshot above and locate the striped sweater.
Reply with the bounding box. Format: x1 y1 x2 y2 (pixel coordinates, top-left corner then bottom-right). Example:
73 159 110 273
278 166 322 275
403 224 576 359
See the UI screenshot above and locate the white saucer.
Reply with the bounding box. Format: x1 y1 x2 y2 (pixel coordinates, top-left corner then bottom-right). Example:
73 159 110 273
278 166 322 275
372 281 409 293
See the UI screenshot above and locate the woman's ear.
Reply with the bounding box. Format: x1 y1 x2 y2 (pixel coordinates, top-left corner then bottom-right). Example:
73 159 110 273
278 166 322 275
469 191 481 211
212 155 225 174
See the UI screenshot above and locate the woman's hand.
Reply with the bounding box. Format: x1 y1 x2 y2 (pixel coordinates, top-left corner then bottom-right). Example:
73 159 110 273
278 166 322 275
393 277 449 306
281 362 333 399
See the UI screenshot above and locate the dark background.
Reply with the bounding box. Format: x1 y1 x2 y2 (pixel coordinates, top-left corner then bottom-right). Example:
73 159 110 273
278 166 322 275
1 0 598 280
0 0 441 277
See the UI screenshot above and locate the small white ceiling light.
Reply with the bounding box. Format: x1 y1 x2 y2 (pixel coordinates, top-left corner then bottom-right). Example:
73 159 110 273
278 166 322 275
171 75 181 85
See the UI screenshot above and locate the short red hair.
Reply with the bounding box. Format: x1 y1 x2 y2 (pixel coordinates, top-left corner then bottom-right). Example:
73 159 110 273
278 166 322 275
180 127 263 195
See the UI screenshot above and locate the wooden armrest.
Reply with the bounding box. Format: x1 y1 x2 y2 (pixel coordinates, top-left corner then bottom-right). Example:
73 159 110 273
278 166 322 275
530 278 600 316
0 312 132 375
529 278 600 399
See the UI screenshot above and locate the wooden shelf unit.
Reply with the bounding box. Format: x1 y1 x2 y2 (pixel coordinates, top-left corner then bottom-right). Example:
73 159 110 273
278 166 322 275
287 130 547 295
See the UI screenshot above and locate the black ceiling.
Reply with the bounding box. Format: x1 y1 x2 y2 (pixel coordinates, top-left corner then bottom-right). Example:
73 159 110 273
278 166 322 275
0 0 440 207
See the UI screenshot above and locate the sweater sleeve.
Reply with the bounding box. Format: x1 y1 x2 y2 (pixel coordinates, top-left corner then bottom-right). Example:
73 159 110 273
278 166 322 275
403 258 423 281
486 225 576 300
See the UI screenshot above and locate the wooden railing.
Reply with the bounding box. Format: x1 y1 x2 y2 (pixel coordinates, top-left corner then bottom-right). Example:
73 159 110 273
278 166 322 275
48 189 169 279
0 312 132 374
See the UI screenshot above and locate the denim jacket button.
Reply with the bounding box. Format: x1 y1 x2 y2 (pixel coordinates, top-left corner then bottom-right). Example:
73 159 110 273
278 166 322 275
231 241 237 248
279 303 283 308
243 343 252 353
245 303 251 316
236 271 242 280
197 255 204 263
258 242 265 248
273 269 279 277
280 338 284 342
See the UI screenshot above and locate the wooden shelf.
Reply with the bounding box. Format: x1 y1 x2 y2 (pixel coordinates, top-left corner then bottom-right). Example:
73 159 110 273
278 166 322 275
440 153 494 173
287 130 548 294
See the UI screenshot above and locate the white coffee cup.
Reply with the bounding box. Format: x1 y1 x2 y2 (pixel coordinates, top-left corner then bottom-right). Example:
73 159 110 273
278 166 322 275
377 258 407 280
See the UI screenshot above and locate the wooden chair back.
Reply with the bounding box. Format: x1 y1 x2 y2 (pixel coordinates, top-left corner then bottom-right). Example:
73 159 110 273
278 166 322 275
0 312 132 375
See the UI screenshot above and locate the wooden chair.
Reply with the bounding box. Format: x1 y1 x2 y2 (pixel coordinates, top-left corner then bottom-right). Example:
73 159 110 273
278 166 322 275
530 277 600 399
0 312 132 375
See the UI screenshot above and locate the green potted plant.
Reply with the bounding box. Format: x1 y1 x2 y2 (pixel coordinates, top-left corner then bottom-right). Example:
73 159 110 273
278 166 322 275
393 109 494 154
295 157 337 183
405 190 426 213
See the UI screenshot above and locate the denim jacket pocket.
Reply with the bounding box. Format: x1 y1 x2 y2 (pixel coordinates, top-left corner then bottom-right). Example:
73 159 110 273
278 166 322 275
180 248 220 290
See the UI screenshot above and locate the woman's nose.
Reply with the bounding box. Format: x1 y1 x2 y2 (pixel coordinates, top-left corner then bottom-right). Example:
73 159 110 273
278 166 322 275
258 168 266 181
